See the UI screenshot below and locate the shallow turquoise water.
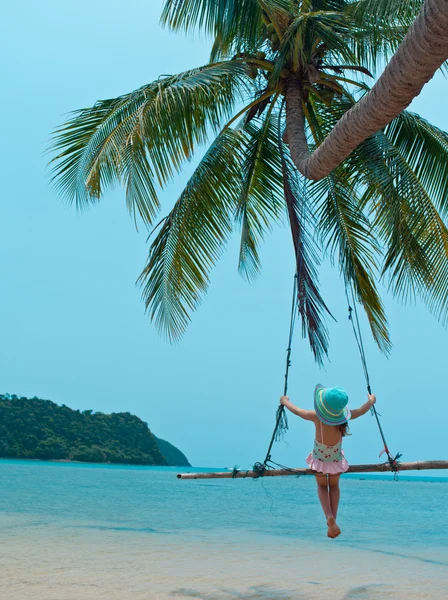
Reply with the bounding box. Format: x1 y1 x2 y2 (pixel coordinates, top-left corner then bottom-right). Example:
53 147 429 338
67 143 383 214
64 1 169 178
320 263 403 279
1 460 447 599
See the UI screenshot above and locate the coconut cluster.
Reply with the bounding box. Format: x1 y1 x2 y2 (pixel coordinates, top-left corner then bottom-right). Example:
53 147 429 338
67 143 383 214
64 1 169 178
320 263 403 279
262 14 280 52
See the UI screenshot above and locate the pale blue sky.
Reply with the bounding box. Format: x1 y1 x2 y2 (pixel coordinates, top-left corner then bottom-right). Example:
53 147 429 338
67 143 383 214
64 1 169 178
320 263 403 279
1 0 447 470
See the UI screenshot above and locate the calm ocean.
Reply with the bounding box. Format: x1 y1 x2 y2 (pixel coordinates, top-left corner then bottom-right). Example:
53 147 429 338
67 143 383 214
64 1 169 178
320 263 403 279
0 460 447 599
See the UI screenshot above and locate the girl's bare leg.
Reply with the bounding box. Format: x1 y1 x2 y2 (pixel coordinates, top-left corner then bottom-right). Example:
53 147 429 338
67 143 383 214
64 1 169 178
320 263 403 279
328 474 341 519
316 475 333 518
315 474 341 538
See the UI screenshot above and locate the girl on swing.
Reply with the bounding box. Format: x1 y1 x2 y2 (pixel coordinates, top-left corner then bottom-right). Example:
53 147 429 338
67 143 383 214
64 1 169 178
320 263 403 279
280 385 376 539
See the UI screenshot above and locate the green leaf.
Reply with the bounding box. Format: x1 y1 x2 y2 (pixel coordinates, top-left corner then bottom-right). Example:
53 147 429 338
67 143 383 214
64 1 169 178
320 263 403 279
385 112 448 220
347 0 422 71
50 62 251 225
236 104 285 281
351 126 448 326
138 128 247 341
162 0 264 58
351 0 421 25
311 172 391 354
281 138 333 364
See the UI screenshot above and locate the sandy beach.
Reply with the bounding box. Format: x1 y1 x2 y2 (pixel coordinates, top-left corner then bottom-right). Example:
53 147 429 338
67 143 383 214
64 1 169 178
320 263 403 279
1 461 447 600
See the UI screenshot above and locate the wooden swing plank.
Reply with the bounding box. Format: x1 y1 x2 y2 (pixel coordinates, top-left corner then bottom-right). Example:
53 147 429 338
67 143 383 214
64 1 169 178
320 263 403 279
177 460 448 480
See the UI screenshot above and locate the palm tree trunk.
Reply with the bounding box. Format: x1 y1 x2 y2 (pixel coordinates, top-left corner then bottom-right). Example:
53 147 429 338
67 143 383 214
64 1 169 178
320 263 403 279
286 0 448 181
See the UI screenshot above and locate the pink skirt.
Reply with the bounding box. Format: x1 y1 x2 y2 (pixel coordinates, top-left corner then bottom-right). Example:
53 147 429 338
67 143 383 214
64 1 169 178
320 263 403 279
306 452 349 475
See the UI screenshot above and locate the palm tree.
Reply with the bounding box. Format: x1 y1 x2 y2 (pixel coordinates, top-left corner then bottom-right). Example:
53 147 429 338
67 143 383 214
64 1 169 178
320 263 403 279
50 0 448 364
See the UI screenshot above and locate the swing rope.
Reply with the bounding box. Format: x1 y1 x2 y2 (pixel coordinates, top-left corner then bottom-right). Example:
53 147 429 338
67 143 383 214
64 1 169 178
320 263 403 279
251 172 401 480
344 282 402 476
253 149 308 477
257 271 300 474
328 173 401 476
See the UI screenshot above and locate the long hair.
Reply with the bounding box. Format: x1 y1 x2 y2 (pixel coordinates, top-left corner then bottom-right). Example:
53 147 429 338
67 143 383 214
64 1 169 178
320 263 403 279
338 422 351 437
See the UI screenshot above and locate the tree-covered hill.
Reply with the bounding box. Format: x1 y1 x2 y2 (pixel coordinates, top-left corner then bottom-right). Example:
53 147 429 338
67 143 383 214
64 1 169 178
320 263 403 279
0 394 190 466
154 436 190 467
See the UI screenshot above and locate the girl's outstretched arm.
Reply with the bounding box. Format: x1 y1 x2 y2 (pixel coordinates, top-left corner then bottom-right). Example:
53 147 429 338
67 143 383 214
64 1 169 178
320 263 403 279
350 394 376 420
280 396 317 421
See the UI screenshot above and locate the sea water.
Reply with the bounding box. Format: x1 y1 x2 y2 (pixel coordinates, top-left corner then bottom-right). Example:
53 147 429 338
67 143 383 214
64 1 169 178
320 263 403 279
0 460 447 599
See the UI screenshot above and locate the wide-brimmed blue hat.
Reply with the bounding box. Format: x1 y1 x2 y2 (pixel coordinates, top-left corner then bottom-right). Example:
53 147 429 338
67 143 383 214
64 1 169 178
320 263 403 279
314 384 351 426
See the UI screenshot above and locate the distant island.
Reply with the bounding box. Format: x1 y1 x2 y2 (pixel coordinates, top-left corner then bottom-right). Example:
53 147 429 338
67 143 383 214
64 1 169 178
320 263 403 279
0 394 190 466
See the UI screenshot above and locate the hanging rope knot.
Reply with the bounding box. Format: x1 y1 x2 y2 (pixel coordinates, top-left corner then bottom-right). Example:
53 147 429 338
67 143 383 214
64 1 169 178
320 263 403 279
274 404 289 442
348 306 353 320
252 461 267 479
380 446 401 476
389 453 401 481
389 452 402 472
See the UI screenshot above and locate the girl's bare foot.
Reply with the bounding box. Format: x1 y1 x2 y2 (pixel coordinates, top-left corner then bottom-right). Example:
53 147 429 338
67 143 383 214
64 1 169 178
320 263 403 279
327 516 341 539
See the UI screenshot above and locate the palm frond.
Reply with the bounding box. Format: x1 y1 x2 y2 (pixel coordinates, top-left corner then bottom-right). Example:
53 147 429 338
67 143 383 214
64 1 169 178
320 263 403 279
50 62 251 226
385 112 448 220
162 0 259 58
354 138 432 302
350 127 448 325
236 104 285 281
281 141 333 365
350 25 411 74
311 0 350 10
138 128 247 341
350 0 421 25
311 172 391 353
280 10 357 72
122 131 160 227
379 130 448 325
162 0 261 34
162 0 297 60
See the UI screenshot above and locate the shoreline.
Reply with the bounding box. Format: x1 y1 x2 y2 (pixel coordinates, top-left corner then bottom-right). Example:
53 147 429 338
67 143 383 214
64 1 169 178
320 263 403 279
0 457 190 467
0 458 447 481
